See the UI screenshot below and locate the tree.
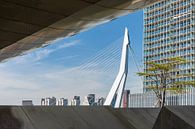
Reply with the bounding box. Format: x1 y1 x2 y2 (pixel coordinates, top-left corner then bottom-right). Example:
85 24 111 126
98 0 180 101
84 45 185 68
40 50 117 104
138 57 195 107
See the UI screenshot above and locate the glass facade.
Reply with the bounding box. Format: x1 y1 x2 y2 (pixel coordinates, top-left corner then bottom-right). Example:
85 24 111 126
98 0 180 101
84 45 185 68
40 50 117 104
143 0 195 91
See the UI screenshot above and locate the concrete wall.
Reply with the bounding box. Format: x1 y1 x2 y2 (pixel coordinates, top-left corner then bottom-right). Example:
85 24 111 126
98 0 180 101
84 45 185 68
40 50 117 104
0 106 194 129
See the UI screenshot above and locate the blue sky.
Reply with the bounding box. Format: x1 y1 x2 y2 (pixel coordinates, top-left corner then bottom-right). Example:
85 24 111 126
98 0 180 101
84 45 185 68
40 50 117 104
0 10 143 105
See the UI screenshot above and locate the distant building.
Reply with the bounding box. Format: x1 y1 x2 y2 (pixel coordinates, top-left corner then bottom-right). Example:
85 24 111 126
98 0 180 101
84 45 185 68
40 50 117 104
41 98 45 105
71 96 80 106
56 98 68 106
83 96 90 106
97 97 105 106
83 94 96 106
22 100 33 106
41 97 56 106
87 94 95 106
122 90 130 108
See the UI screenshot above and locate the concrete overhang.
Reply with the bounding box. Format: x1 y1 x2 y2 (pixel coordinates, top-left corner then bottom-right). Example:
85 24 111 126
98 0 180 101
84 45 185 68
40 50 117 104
0 0 160 62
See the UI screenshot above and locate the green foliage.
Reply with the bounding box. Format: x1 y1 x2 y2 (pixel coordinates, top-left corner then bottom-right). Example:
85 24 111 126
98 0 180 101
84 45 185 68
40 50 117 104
137 57 195 107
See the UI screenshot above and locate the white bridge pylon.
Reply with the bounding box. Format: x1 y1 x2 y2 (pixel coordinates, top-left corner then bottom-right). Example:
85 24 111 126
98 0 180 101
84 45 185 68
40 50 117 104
104 28 130 108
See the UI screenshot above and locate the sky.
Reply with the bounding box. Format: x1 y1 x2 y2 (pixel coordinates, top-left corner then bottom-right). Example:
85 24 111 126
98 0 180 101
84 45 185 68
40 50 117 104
0 10 144 105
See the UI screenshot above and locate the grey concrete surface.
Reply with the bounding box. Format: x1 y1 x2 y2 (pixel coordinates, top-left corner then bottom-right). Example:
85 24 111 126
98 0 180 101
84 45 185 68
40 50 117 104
0 0 160 62
21 106 130 129
1 106 194 129
0 106 160 129
153 106 195 129
116 108 160 129
166 106 195 128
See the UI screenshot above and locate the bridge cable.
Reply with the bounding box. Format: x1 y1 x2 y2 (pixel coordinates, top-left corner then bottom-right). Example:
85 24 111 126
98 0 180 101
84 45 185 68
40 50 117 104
128 44 143 81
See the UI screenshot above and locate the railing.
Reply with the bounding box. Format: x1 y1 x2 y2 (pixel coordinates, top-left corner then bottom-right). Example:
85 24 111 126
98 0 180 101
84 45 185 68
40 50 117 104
129 88 195 107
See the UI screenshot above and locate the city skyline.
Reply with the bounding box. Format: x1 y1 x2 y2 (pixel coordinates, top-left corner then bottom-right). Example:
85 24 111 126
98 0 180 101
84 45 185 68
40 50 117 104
32 94 104 106
0 10 144 105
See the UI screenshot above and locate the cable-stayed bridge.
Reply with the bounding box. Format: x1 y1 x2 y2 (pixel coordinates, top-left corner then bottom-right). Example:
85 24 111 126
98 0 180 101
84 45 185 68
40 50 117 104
59 28 142 108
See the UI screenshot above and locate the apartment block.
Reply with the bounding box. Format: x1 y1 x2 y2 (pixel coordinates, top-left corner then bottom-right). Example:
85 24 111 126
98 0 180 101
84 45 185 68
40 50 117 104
143 0 195 91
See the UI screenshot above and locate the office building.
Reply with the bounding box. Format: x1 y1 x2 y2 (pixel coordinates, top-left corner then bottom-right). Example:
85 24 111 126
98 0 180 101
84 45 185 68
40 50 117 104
87 94 95 105
22 100 33 106
83 94 96 106
97 97 105 106
41 97 56 106
143 0 195 92
71 96 80 106
83 96 90 105
56 98 68 106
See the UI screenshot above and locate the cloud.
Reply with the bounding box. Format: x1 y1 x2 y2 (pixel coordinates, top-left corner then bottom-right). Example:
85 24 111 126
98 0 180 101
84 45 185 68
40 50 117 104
13 39 80 64
54 55 79 62
33 49 53 61
0 37 143 105
0 59 143 105
0 65 115 105
57 39 80 49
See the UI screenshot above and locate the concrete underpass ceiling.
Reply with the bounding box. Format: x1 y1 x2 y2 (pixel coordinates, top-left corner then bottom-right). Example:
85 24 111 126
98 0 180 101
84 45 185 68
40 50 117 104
0 0 160 62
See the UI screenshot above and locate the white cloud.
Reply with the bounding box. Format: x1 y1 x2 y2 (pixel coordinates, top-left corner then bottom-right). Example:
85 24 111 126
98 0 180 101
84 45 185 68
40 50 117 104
57 39 80 49
0 37 143 105
0 66 114 105
0 61 143 105
12 39 80 64
54 55 79 62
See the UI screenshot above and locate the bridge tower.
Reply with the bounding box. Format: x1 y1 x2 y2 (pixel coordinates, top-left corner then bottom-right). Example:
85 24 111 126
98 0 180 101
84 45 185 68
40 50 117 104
104 28 130 108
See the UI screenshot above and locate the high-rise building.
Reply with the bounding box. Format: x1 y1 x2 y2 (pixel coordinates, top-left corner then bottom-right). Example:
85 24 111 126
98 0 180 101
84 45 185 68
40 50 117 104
41 97 56 106
41 98 45 105
143 0 195 92
56 98 68 106
22 100 33 106
71 96 80 106
97 97 105 106
83 96 90 105
84 94 96 106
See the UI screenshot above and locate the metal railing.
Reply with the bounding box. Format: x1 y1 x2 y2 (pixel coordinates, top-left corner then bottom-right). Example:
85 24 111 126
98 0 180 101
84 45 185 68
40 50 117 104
129 88 195 107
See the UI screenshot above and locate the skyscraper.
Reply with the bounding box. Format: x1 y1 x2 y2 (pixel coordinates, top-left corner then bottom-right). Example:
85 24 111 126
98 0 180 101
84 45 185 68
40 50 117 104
87 94 95 106
56 98 68 106
41 97 56 106
83 94 96 106
143 0 195 92
71 96 80 106
97 97 105 106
